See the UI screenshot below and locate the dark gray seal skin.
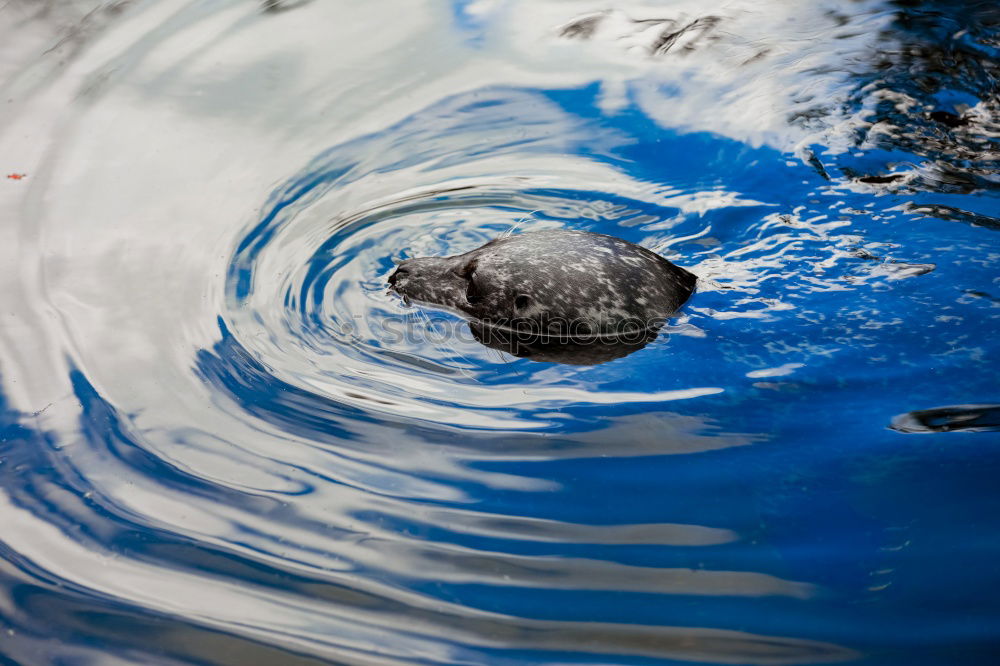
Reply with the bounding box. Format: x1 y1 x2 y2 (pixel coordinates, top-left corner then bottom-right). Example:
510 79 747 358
389 229 696 356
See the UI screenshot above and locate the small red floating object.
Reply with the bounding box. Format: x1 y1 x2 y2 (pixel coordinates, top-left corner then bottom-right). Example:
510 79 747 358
6 173 27 180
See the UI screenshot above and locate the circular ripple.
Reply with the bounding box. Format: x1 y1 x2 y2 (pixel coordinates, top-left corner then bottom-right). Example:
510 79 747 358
222 90 738 431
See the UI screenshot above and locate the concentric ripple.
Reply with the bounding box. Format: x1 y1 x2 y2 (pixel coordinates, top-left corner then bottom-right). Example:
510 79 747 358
220 87 848 430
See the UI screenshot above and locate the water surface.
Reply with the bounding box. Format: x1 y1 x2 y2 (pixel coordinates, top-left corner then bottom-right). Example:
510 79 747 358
0 1 998 664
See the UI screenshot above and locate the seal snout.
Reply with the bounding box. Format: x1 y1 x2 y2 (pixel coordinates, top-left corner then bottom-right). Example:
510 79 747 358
388 262 410 287
388 256 466 308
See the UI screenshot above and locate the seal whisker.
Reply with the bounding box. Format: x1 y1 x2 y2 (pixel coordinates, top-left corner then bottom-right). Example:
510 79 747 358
412 306 478 379
501 209 541 238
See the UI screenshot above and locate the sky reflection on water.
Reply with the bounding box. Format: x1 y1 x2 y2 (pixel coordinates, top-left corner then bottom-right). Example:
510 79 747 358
0 0 998 664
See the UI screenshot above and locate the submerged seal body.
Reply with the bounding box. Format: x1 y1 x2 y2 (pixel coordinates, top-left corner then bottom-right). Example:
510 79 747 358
389 230 695 359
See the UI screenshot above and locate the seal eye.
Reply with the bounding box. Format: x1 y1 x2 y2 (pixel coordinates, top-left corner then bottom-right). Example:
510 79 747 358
514 295 530 310
466 281 483 304
465 270 485 305
460 260 486 305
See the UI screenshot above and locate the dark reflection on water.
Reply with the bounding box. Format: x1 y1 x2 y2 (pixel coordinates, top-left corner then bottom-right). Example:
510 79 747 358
1 0 999 665
468 321 662 365
891 404 1000 433
823 0 1000 196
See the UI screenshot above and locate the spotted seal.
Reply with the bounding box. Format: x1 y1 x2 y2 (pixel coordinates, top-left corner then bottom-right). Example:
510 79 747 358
388 229 696 363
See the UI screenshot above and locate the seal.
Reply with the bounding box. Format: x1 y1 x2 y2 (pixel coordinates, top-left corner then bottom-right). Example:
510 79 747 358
388 229 696 363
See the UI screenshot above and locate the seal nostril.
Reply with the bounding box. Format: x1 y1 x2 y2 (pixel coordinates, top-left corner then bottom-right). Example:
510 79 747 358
514 295 529 310
389 267 409 286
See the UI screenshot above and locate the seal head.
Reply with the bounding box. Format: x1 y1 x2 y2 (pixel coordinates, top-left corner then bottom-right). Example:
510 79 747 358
389 229 696 362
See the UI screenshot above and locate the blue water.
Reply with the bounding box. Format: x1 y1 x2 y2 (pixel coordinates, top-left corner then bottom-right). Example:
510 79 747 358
1 1 998 664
